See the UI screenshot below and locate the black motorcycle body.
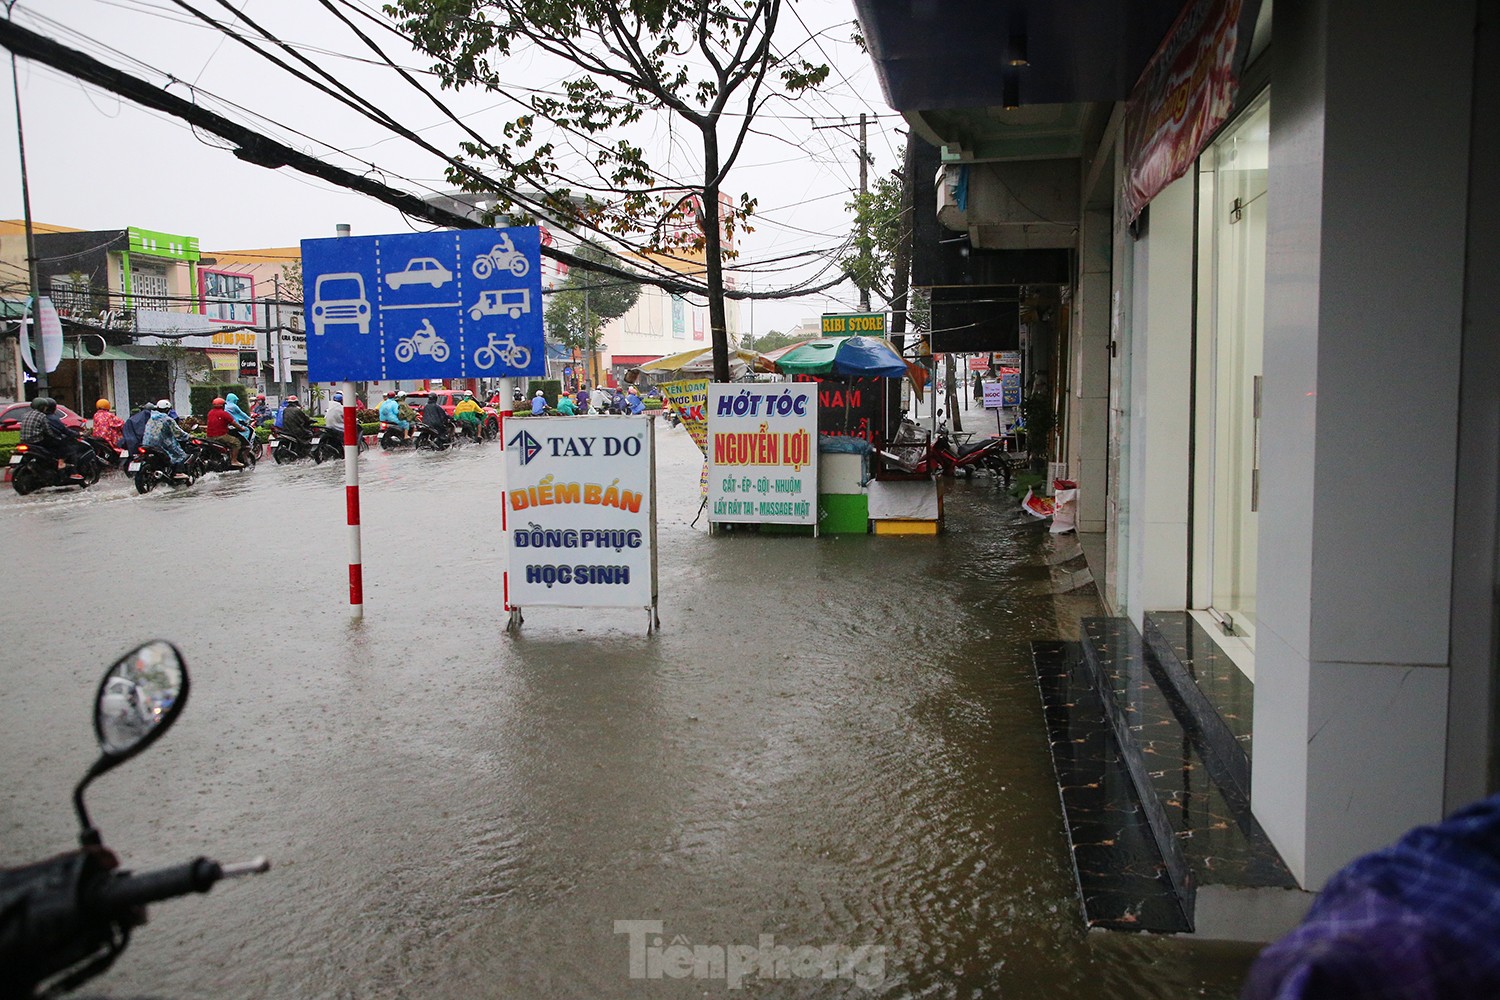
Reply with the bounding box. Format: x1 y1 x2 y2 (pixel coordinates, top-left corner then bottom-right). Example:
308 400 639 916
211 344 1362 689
188 436 248 475
270 430 314 464
413 421 453 451
379 421 412 451
0 642 268 997
129 446 199 494
83 435 127 470
8 442 103 495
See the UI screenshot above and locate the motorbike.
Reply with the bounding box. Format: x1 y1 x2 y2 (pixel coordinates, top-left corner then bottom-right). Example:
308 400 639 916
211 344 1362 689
379 421 412 451
188 436 250 475
8 442 103 495
0 641 269 997
83 435 128 471
312 424 366 463
269 429 315 465
412 421 453 452
129 445 201 494
933 431 1017 484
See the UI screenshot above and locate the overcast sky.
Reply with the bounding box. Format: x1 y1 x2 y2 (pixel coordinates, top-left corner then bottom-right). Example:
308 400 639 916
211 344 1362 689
0 0 905 336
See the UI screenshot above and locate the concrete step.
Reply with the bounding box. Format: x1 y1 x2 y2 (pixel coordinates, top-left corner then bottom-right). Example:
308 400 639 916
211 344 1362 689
1032 641 1191 932
1076 618 1298 931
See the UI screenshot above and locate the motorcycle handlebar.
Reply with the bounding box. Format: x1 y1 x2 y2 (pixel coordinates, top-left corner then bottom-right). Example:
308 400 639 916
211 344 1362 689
92 856 270 915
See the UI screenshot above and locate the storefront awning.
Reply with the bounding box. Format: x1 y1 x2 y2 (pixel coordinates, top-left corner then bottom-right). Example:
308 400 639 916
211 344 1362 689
611 354 664 366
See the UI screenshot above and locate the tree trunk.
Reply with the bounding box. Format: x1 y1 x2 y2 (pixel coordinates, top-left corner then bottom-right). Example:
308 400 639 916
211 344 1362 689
702 128 731 384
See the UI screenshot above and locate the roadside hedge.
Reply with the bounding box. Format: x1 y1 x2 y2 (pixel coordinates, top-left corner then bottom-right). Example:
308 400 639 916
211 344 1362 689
189 383 250 417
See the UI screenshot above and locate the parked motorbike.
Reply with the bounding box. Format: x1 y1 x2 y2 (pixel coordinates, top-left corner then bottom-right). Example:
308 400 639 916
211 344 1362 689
0 641 269 997
933 432 1016 484
129 445 200 494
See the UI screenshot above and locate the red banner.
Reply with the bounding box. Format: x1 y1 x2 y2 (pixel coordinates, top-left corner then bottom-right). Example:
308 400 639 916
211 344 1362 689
1120 0 1242 225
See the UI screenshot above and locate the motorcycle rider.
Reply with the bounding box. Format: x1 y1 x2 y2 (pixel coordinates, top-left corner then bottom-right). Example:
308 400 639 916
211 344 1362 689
143 398 192 475
204 397 246 468
530 389 548 416
454 390 484 440
90 398 124 448
120 400 154 457
422 393 453 445
250 393 270 427
280 396 313 443
18 397 72 472
321 390 347 454
378 391 409 440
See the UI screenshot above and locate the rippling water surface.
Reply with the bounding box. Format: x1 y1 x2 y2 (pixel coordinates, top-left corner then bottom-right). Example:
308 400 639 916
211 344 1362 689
0 423 1257 997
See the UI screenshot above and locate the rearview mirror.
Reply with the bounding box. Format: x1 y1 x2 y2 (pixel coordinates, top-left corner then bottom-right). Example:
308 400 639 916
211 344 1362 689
95 640 188 759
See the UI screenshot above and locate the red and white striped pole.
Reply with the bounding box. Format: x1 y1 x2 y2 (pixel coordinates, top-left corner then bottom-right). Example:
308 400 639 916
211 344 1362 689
334 223 363 614
499 376 513 613
343 379 363 614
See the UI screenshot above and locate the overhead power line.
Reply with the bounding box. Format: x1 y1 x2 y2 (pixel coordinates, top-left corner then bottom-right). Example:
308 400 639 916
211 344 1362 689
0 17 847 303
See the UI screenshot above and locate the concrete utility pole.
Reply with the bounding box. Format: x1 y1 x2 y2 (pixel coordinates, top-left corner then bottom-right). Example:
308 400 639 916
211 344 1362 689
10 48 46 395
858 113 870 312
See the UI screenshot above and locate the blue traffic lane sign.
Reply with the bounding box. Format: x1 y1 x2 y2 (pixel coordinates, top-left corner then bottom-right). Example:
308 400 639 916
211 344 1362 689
302 226 544 381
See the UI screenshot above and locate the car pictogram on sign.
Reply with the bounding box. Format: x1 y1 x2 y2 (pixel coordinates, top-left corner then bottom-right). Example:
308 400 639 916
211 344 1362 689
385 257 454 290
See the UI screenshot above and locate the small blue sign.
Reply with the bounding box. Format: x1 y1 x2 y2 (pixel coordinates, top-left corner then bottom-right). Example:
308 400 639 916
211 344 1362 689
301 226 544 381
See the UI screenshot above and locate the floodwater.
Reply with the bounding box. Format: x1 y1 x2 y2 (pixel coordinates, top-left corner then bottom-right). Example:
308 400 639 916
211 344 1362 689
0 422 1258 997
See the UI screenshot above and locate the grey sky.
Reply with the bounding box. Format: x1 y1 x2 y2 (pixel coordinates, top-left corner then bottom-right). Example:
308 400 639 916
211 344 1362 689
0 0 904 336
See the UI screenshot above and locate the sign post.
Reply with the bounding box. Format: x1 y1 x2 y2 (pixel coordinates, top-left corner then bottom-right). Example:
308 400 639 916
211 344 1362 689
302 225 544 613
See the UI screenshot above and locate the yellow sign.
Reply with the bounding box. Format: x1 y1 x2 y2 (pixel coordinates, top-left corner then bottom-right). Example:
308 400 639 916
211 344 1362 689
210 330 259 348
820 312 886 336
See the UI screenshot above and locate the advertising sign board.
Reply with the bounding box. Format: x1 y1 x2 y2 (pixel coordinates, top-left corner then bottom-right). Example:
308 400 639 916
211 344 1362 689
820 311 886 336
982 381 1006 409
707 383 818 526
1001 368 1022 406
301 226 544 382
504 416 657 609
791 375 896 446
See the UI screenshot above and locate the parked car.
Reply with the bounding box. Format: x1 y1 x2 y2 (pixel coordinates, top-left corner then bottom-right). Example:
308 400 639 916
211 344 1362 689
0 401 87 432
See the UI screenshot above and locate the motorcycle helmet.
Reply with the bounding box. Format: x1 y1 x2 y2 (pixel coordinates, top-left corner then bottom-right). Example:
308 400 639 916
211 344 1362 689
255 393 266 401
286 396 300 406
535 390 544 397
333 391 344 403
464 390 474 399
155 399 172 411
96 398 112 411
29 397 48 410
384 391 396 399
212 397 226 407
396 391 407 400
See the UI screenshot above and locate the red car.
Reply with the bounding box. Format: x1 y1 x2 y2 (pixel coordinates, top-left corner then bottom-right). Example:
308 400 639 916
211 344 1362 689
403 389 501 438
0 401 87 432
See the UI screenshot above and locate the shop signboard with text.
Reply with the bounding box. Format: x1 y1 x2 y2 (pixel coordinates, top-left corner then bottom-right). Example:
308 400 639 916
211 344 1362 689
707 383 818 526
504 416 657 610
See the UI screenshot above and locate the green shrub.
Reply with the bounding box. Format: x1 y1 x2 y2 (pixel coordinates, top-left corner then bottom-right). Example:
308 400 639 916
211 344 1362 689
527 379 562 406
189 383 250 417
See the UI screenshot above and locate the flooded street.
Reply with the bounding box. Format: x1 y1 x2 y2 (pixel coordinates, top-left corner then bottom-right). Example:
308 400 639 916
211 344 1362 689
0 421 1256 997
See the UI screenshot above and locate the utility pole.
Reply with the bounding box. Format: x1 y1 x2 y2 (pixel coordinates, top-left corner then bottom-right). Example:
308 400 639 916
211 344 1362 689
858 113 870 312
10 46 45 396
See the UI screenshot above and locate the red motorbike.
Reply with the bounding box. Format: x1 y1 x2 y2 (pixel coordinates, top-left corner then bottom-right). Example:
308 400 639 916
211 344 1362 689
877 422 1017 485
